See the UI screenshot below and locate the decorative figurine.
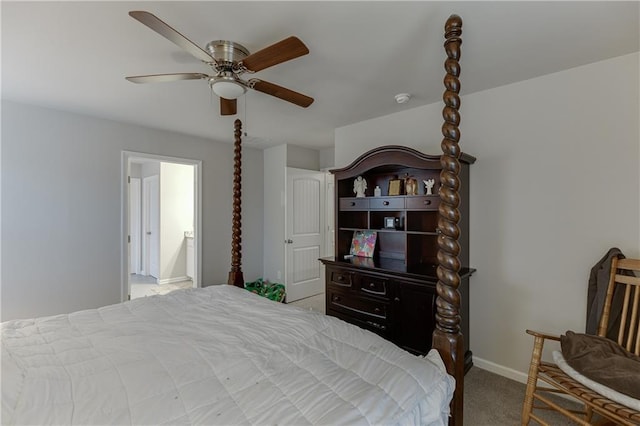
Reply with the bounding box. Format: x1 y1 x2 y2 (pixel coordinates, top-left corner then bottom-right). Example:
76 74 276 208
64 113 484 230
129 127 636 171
353 176 367 198
404 175 418 196
423 178 436 195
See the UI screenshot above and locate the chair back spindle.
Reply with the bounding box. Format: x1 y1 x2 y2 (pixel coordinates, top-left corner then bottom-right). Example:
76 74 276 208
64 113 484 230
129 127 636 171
598 257 640 355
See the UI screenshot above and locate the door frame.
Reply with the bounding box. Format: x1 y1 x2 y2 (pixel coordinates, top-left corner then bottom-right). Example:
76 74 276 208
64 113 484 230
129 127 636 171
129 177 142 274
121 151 202 302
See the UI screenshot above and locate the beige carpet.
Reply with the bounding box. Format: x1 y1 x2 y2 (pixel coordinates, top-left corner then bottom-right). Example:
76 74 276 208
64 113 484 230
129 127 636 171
465 366 588 425
287 293 325 313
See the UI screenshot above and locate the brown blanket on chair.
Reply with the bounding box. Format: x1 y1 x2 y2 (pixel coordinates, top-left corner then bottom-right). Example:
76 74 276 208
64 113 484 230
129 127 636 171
561 331 640 399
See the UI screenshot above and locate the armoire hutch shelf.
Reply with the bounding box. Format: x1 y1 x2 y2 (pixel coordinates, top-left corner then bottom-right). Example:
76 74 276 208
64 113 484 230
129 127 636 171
320 145 476 371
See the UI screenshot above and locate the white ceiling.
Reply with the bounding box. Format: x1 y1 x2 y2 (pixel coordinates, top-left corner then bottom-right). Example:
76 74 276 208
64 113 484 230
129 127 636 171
2 1 638 150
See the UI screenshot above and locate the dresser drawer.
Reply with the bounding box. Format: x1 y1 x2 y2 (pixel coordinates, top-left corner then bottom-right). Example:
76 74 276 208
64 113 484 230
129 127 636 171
328 290 388 320
327 309 391 338
340 198 369 210
358 275 388 296
369 197 404 209
329 269 353 287
405 196 440 210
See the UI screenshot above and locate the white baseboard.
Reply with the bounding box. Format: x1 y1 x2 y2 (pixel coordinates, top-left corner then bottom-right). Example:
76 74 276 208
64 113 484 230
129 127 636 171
157 276 191 285
472 356 529 385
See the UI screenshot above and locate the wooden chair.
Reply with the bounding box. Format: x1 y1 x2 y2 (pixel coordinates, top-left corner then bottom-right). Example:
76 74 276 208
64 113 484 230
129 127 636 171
521 257 640 426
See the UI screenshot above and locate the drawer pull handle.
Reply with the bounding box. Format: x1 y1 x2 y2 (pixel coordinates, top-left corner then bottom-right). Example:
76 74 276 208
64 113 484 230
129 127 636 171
336 276 343 281
394 297 401 302
333 296 341 302
369 282 375 288
367 321 387 331
374 307 381 313
424 200 431 205
350 201 355 206
383 201 389 206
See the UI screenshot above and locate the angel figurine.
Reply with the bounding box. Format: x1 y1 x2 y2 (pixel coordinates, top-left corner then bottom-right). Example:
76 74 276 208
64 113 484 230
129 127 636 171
423 178 436 195
404 176 418 196
353 176 367 198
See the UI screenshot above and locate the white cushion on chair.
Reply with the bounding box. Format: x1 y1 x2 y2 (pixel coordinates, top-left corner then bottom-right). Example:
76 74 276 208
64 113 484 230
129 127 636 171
553 350 640 411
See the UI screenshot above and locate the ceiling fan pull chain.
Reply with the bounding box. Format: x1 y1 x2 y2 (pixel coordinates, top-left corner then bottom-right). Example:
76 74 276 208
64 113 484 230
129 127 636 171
244 96 248 136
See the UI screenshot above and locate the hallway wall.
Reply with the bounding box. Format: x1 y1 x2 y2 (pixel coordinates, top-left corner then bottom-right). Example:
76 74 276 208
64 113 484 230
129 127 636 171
2 101 264 321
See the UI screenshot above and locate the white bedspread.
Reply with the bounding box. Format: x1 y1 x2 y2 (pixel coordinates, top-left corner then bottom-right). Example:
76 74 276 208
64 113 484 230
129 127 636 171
2 285 454 425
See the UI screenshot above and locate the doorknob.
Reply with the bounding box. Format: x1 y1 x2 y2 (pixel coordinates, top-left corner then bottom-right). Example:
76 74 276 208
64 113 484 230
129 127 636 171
285 239 293 244
146 231 152 235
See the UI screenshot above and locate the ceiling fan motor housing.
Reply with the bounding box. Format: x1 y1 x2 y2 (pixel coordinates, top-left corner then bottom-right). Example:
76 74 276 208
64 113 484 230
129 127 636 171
205 40 250 97
205 40 250 66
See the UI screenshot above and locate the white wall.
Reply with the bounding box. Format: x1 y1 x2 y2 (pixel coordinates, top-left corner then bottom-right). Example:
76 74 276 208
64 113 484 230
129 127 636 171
286 144 320 170
159 162 194 282
1 101 264 321
263 145 287 284
334 53 640 380
319 147 335 170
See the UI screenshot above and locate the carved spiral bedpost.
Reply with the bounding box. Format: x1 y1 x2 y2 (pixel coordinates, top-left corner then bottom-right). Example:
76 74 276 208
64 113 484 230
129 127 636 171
228 119 244 287
433 14 465 426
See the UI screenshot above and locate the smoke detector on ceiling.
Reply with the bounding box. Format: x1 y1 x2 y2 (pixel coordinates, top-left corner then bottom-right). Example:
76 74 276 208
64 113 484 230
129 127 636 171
395 93 411 104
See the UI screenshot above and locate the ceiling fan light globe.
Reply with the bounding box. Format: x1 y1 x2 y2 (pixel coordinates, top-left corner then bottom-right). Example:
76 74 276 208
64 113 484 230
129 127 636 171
211 80 247 100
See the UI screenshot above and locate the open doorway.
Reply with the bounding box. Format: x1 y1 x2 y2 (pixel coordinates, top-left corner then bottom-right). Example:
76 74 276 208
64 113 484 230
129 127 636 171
121 152 202 301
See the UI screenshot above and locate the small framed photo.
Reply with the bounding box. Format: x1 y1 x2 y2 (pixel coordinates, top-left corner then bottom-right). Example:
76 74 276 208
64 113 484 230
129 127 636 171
388 179 402 196
384 217 396 229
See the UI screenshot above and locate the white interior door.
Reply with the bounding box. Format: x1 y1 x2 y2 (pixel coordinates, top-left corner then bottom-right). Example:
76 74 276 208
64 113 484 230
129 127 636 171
129 177 141 274
286 168 325 302
143 175 160 279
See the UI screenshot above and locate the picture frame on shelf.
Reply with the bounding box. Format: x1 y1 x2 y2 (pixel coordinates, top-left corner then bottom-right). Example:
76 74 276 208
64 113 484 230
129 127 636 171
388 178 402 196
384 217 396 229
349 230 377 258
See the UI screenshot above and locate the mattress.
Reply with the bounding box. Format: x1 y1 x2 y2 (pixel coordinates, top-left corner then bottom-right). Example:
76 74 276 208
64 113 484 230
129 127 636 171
2 285 454 425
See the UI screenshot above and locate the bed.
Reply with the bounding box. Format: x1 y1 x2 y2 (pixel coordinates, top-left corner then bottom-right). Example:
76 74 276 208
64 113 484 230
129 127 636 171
1 15 468 426
2 285 454 425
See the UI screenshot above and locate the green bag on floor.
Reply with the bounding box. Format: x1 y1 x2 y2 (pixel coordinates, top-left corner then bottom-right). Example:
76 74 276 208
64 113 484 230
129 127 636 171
244 278 285 303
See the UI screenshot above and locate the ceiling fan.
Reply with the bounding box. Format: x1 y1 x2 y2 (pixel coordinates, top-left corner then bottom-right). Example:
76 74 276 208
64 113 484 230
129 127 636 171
125 11 314 116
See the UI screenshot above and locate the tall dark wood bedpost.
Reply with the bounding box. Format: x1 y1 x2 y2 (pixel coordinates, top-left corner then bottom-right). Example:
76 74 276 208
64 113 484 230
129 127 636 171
433 14 465 426
228 119 244 287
